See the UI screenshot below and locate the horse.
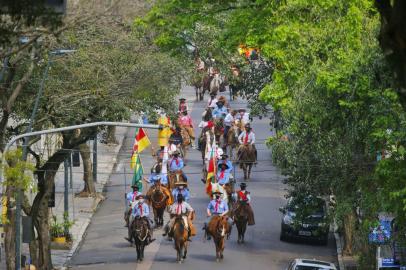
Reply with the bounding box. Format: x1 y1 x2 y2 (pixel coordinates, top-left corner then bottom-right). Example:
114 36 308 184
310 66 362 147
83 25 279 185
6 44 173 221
130 217 149 262
203 74 212 97
192 72 204 101
219 75 228 93
199 128 215 164
173 215 189 263
168 171 186 190
207 215 231 262
213 118 224 145
237 145 256 180
147 184 169 227
179 126 191 160
233 201 249 244
210 73 222 95
226 124 240 159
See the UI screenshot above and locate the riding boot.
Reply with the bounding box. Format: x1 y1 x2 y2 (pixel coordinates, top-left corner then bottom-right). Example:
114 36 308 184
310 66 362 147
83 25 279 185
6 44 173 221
187 229 192 242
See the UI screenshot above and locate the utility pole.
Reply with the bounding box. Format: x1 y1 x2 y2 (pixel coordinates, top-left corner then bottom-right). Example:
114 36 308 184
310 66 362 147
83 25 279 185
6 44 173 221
93 136 97 183
64 158 69 236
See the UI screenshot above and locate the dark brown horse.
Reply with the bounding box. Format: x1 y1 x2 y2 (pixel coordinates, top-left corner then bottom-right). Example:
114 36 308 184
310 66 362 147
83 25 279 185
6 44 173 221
207 215 231 262
147 184 169 227
192 72 204 101
130 217 149 262
233 201 249 244
173 215 189 263
237 145 256 180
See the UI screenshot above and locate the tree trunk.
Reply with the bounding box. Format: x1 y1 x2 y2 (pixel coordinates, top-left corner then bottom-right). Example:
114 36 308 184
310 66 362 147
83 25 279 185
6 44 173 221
4 187 16 270
78 143 96 196
343 209 357 256
105 126 118 144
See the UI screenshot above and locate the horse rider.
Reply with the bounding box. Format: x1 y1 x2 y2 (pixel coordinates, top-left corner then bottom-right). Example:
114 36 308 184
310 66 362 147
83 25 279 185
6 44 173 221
125 194 155 244
178 110 196 149
212 101 228 119
172 182 191 202
238 123 257 162
124 185 142 227
236 108 250 127
168 150 188 181
147 171 169 188
233 182 255 225
168 127 183 155
217 163 231 186
218 154 233 173
224 110 237 139
157 110 172 147
162 193 195 241
178 98 189 113
203 191 230 240
207 93 218 109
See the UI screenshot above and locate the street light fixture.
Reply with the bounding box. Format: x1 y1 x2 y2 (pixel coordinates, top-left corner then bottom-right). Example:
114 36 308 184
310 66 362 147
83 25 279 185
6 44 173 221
14 48 76 270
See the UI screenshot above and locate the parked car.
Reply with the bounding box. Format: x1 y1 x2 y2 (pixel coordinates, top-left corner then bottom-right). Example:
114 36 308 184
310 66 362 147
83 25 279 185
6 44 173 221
286 258 337 270
279 196 329 245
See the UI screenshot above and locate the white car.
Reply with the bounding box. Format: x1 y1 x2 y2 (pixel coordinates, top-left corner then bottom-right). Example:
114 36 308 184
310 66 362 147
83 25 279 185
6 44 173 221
287 259 337 270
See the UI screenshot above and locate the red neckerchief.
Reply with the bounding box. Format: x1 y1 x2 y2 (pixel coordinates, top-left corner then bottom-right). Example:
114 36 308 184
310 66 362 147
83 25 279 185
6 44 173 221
244 132 249 144
176 202 182 215
239 190 247 201
171 158 179 166
215 199 220 212
138 204 143 215
219 169 225 179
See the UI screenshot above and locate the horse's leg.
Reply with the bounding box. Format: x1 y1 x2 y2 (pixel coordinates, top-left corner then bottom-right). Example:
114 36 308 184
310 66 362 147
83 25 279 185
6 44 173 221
136 243 140 261
220 238 225 259
248 164 252 180
242 221 247 243
183 242 188 259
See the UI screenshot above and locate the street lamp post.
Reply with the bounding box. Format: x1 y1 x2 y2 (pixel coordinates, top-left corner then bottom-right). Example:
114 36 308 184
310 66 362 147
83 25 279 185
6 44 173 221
14 48 76 270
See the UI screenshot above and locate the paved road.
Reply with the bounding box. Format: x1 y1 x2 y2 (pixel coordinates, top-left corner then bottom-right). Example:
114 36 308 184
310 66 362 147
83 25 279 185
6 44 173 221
69 87 337 270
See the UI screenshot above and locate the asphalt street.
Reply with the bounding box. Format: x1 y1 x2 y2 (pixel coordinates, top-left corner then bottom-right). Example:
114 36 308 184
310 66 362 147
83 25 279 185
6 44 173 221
68 86 337 270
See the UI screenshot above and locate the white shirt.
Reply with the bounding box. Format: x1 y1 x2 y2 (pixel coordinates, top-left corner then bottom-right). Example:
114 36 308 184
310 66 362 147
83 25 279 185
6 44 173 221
207 98 218 108
224 113 235 127
238 131 256 144
237 112 250 123
198 121 208 129
169 202 194 215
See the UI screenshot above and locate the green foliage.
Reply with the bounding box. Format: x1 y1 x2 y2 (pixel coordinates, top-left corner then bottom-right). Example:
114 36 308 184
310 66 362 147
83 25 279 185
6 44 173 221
3 149 35 192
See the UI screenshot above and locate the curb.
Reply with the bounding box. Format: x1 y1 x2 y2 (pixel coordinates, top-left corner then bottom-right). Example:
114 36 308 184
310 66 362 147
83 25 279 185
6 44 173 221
334 220 345 270
60 127 128 269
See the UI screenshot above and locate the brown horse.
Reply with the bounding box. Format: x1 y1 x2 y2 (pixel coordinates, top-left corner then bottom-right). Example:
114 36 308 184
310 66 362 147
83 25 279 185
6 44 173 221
147 184 170 227
226 124 240 159
207 215 231 262
237 145 256 180
192 72 204 101
213 118 224 145
233 201 249 244
168 171 186 190
173 215 189 263
179 126 191 159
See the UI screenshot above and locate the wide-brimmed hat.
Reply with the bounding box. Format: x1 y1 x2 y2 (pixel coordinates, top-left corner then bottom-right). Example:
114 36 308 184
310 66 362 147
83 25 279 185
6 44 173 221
136 194 145 199
174 181 188 186
131 185 139 189
220 154 228 158
240 182 247 188
173 150 180 155
212 190 223 195
218 162 229 169
238 108 246 112
179 98 186 101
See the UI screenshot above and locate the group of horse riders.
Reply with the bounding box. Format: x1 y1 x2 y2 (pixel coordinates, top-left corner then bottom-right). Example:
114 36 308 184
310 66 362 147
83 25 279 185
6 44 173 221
123 91 256 261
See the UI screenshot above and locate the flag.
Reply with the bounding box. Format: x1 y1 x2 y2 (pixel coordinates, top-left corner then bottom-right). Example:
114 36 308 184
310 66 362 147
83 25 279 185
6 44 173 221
133 128 151 153
206 139 217 195
132 153 143 192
